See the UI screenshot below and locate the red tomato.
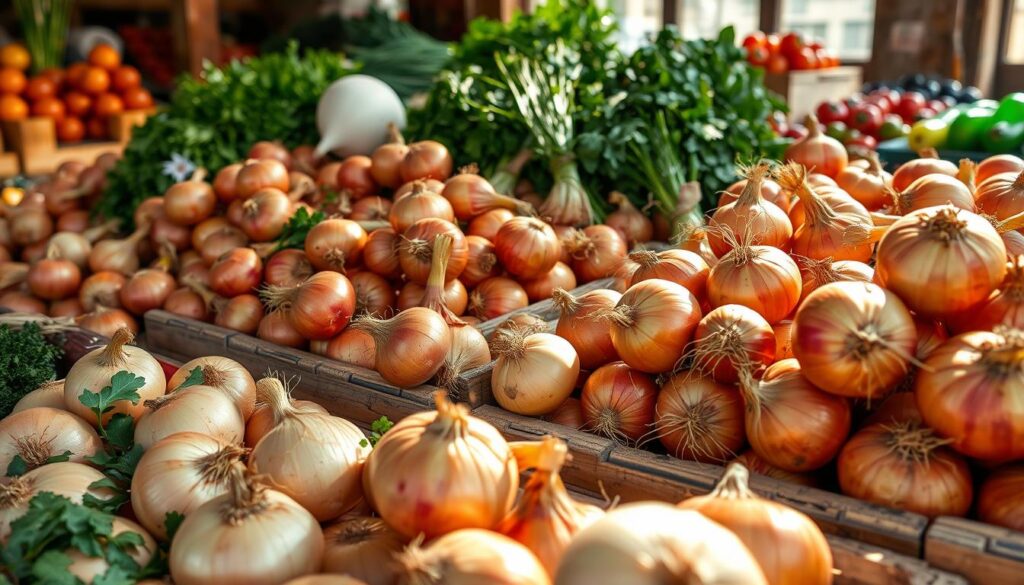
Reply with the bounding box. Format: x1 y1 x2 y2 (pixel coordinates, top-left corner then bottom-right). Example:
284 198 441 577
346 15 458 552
65 63 89 88
24 76 57 101
780 32 806 59
742 32 768 52
766 34 781 55
927 99 947 114
122 87 153 110
844 93 866 110
38 67 65 89
896 91 926 122
30 96 65 120
850 103 884 136
816 100 850 125
63 91 92 117
813 48 829 68
846 134 878 151
111 65 141 92
790 46 818 70
914 107 938 122
785 125 809 140
767 53 788 75
86 116 108 139
56 117 85 143
747 45 771 67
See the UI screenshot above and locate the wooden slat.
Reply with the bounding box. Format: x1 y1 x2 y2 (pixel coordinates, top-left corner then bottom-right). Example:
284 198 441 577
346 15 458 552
925 517 1024 585
829 536 968 585
474 277 615 338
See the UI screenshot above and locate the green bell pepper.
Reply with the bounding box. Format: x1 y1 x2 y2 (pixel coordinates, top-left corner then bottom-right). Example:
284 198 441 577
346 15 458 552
973 99 1001 110
995 93 1024 123
946 107 996 151
981 121 1024 154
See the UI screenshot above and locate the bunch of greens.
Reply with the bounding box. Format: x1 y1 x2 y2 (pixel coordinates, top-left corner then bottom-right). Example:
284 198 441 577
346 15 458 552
0 323 62 418
577 26 787 212
98 44 356 228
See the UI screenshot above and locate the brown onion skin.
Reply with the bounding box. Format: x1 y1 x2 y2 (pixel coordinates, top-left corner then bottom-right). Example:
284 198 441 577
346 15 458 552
468 208 515 241
213 163 243 203
400 140 454 183
398 219 468 283
283 272 356 340
209 248 263 298
305 219 368 273
239 188 292 242
541 397 584 428
350 271 397 317
258 309 308 349
979 465 1024 530
79 271 126 311
363 228 401 279
554 289 621 370
28 256 81 301
164 179 216 226
693 305 776 384
494 218 562 280
581 361 658 443
249 140 292 168
120 270 176 315
56 210 90 233
522 261 577 303
784 115 848 178
460 235 503 289
236 159 290 199
349 196 392 222
198 227 249 266
371 141 409 189
656 374 745 463
892 156 958 192
607 279 702 374
0 291 46 314
151 214 193 252
10 207 54 246
76 307 139 337
977 154 1024 184
134 197 164 228
264 249 313 288
708 245 801 324
214 294 262 334
628 249 710 300
357 307 452 387
720 176 790 212
163 287 209 321
394 179 445 201
566 225 628 283
322 328 377 369
388 187 455 233
337 155 378 199
469 277 529 321
976 170 1024 222
397 278 467 315
50 298 85 318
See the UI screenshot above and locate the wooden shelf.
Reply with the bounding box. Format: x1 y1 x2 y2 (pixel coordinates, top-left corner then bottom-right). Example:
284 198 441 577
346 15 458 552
78 0 261 13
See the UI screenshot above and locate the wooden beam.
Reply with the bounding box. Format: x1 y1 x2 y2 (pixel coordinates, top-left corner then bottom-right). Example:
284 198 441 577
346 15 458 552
174 0 221 77
760 0 780 33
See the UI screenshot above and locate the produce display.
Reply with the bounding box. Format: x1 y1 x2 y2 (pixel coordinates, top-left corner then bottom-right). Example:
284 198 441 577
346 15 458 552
742 30 841 73
908 92 1024 154
0 43 153 142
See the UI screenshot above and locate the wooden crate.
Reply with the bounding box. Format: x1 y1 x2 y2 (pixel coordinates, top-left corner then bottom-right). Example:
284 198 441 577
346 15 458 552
764 66 863 121
1 109 151 176
829 536 966 585
0 126 19 178
925 517 1024 585
474 277 615 338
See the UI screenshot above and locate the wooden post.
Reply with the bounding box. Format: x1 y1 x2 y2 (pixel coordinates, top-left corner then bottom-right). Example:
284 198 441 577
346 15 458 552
174 0 221 77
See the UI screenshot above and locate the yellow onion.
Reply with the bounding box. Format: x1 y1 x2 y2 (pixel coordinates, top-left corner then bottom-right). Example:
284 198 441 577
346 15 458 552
249 378 368 521
363 393 517 539
0 407 102 473
134 385 245 449
499 437 603 576
892 173 975 215
708 162 792 255
398 529 549 585
284 577 367 585
12 379 65 413
434 324 491 401
653 373 746 463
131 432 246 539
170 469 324 585
554 502 767 585
64 328 166 425
1 462 114 541
679 463 833 585
796 257 874 303
245 397 327 448
167 356 258 420
321 517 405 585
66 517 157 583
491 330 580 416
707 242 801 324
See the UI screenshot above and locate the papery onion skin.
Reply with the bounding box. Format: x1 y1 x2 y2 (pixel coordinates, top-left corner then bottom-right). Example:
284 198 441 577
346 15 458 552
892 156 958 192
894 173 976 215
0 407 102 473
469 277 530 321
603 279 701 373
581 362 658 443
235 158 290 199
398 218 468 284
978 465 1024 531
784 115 848 178
65 517 156 583
168 356 257 420
460 235 503 288
494 217 562 280
76 306 139 338
522 262 577 303
277 272 356 340
239 188 292 242
731 450 818 487
679 463 833 585
491 331 580 416
363 395 517 540
245 399 327 449
978 154 1024 184
553 288 620 370
363 228 401 279
797 258 874 303
264 249 313 288
134 384 245 449
353 308 452 388
564 225 628 283
398 528 549 585
258 309 309 349
321 516 405 585
655 374 745 463
838 422 973 518
209 247 264 298
164 287 209 321
707 244 801 324
627 249 710 299
397 278 467 315
692 304 776 384
351 271 397 317
305 219 368 273
12 380 66 413
469 208 515 241
1 462 115 541
541 397 584 428
554 503 768 585
214 294 263 334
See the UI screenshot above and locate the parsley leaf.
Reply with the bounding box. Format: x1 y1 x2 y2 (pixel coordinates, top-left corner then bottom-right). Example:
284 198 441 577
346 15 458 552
30 551 78 585
0 322 62 417
174 366 205 391
164 511 185 541
274 207 325 252
6 450 73 477
359 416 394 448
79 371 146 420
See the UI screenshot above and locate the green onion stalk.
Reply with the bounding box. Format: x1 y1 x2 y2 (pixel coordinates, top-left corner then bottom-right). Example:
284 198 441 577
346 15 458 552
495 45 599 226
488 147 533 196
13 0 71 74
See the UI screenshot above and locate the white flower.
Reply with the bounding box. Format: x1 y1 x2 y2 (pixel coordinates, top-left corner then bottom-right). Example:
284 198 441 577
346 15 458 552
162 153 196 182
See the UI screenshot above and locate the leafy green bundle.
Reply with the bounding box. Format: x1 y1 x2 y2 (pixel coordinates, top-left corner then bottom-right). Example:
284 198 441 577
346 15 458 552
0 323 62 418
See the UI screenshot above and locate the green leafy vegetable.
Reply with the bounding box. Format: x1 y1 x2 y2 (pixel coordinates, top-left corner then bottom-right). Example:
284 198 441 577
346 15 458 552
174 366 205 391
0 323 62 418
274 207 326 251
6 450 72 478
359 416 395 448
164 512 185 542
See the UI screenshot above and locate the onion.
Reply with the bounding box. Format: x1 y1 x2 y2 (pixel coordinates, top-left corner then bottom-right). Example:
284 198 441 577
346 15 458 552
134 384 244 449
468 277 529 321
265 249 313 287
305 219 368 272
249 140 292 168
978 464 1024 530
165 169 216 226
0 291 46 314
64 328 166 425
978 154 1024 184
551 288 620 369
213 163 243 203
370 123 409 188
398 218 468 283
239 188 292 242
796 257 874 302
731 450 818 487
1 462 114 542
214 293 263 334
398 529 547 585
394 178 445 201
721 174 790 212
500 437 602 576
738 359 851 471
691 304 775 383
352 308 451 387
468 208 515 241
492 314 550 340
364 393 517 538
892 153 958 192
654 373 744 463
976 170 1024 222
75 525 158 581
916 329 1024 460
400 140 453 182
317 328 376 370
600 279 701 373
679 463 833 585
131 433 245 539
321 517 405 584
0 262 28 292
257 309 308 349
838 421 972 517
388 182 455 233
793 281 917 400
521 262 576 303
169 469 324 585
892 173 975 215
460 235 502 288
398 277 468 316
349 196 392 222
134 196 164 228
49 298 83 318
876 206 1006 317
168 356 257 420
776 163 873 262
47 231 93 269
442 166 529 220
541 397 584 428
784 114 848 178
707 242 801 324
249 378 368 521
708 163 793 255
836 152 893 211
581 361 658 443
263 272 355 340
13 380 66 413
76 306 139 337
951 256 1024 332
350 271 395 317
435 324 491 398
28 244 81 301
164 287 209 321
495 218 562 279
9 207 53 246
555 502 768 585
120 265 176 315
604 191 652 246
246 396 328 449
334 155 377 198
491 330 579 415
56 209 90 233
88 224 148 275
562 225 627 283
209 247 263 297
363 228 401 279
0 407 101 473
236 158 290 199
198 225 249 266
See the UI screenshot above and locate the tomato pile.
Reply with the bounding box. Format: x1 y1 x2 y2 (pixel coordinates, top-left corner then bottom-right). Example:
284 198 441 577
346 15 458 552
742 31 841 74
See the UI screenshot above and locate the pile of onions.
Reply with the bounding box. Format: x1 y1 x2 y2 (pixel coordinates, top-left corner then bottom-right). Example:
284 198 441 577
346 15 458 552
581 362 658 443
561 225 627 283
248 378 368 521
352 307 451 387
64 328 167 424
397 529 548 585
836 153 892 210
131 433 245 539
837 421 972 517
627 249 709 299
0 406 101 472
707 240 801 325
653 373 745 463
598 279 701 373
1 462 114 540
978 465 1024 530
552 288 620 370
263 271 356 340
876 206 1007 317
490 329 580 416
783 115 847 178
796 257 873 302
134 384 245 449
442 166 531 220
499 437 603 576
691 304 776 383
891 173 975 215
679 463 833 585
792 281 917 400
738 360 851 472
915 329 1024 460
363 393 517 539
708 162 792 255
892 152 958 192
321 517 405 584
555 502 768 585
169 469 323 585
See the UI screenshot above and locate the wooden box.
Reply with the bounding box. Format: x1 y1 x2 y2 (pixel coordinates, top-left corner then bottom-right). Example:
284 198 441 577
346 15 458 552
0 126 19 178
925 517 1024 584
1 109 151 176
764 66 863 121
